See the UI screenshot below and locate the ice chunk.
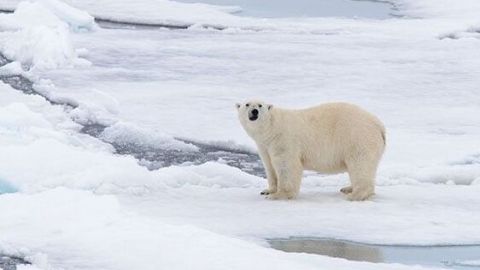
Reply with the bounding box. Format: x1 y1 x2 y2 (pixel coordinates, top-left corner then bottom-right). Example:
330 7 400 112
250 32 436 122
1 25 82 70
0 1 63 30
38 0 96 32
0 0 94 70
0 61 23 76
0 178 17 194
0 1 95 32
100 122 199 152
0 103 52 131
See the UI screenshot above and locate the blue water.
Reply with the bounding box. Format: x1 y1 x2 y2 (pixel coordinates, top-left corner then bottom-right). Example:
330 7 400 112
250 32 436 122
269 238 480 269
0 178 17 194
174 0 395 19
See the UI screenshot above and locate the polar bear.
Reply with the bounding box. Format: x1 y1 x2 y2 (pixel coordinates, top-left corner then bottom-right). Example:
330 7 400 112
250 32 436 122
236 100 386 201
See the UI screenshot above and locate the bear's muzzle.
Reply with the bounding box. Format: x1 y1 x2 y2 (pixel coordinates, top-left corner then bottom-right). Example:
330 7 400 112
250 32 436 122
249 109 259 121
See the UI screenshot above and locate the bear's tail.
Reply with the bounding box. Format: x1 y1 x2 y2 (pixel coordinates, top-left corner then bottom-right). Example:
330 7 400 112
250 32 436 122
381 130 386 146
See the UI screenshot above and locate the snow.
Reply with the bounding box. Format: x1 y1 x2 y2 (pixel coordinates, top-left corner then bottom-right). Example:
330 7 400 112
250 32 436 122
37 0 96 31
0 1 94 31
174 0 393 19
0 189 437 270
1 0 480 270
36 22 480 185
0 0 93 70
452 260 480 267
0 177 17 194
390 0 480 19
0 61 23 75
17 265 47 270
1 25 79 70
100 121 199 152
1 0 244 27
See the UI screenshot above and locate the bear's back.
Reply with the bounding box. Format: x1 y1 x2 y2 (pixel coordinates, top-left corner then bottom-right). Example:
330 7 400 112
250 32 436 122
288 102 384 172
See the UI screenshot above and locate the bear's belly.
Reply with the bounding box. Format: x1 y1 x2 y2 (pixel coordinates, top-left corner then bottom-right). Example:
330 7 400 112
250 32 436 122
303 158 347 174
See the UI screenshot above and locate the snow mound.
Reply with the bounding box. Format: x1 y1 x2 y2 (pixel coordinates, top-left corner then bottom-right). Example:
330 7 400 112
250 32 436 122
1 25 83 70
72 0 243 26
1 0 95 31
17 265 47 270
472 177 480 185
30 81 118 126
452 259 480 267
38 0 96 32
0 103 52 131
0 99 150 194
0 1 61 30
390 0 480 19
383 163 480 185
441 25 480 40
0 61 23 76
187 1 243 13
66 96 119 126
100 121 199 152
159 162 263 188
0 0 94 70
0 0 245 29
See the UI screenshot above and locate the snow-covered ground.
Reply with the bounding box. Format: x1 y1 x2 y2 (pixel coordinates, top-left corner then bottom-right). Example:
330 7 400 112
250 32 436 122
0 0 480 269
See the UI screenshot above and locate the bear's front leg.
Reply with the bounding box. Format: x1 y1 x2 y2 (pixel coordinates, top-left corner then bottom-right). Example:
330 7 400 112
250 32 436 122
260 188 276 196
266 158 302 200
258 146 278 195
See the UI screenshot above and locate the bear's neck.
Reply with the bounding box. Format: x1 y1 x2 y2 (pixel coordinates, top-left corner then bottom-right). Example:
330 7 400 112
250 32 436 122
251 111 280 146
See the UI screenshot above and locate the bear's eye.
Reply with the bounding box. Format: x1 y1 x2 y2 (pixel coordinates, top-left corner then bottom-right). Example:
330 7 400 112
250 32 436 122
246 103 250 107
258 104 262 108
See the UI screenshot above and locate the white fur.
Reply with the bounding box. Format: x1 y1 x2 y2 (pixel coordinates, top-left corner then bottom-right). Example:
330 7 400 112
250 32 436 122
236 100 386 201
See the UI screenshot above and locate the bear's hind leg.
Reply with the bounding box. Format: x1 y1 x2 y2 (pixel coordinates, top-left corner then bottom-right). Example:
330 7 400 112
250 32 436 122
345 160 377 201
266 158 302 200
340 186 353 194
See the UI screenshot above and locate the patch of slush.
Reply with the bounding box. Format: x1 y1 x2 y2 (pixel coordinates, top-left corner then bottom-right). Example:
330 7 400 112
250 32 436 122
269 238 480 270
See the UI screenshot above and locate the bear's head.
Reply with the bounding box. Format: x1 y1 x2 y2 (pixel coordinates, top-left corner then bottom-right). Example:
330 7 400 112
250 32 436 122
236 100 273 138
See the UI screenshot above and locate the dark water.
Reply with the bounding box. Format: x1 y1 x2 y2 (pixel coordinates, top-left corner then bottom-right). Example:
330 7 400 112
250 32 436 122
0 256 29 270
269 239 480 269
80 123 264 175
94 18 192 30
174 0 396 19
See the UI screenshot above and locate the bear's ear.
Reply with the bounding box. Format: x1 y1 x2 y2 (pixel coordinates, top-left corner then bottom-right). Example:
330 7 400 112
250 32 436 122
267 104 273 110
235 103 241 110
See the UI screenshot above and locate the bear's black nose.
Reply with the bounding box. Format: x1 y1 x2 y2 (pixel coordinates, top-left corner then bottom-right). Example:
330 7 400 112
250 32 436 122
249 109 259 121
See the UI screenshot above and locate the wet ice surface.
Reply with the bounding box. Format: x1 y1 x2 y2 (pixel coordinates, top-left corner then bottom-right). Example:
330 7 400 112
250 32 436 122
0 255 29 270
269 239 480 270
0 54 264 177
174 0 395 19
